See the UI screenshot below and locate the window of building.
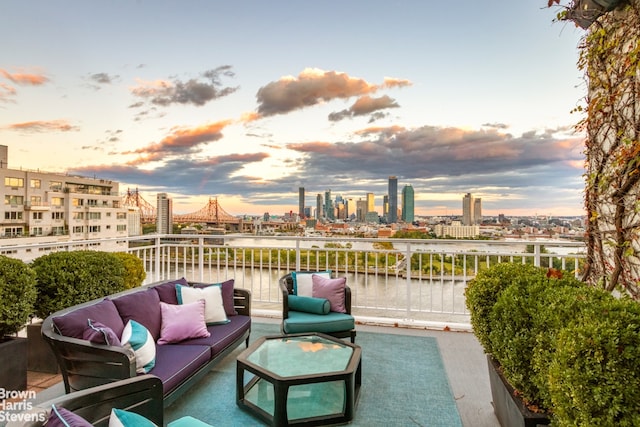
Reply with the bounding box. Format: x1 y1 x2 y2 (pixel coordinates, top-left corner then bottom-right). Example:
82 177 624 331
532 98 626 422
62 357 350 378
87 199 98 206
52 226 65 235
72 212 84 220
4 227 23 237
30 196 42 207
106 212 111 217
51 197 64 206
4 212 23 220
52 212 64 220
49 181 62 191
31 227 43 236
72 198 84 207
88 212 101 220
117 224 127 232
113 201 120 208
32 212 43 220
30 179 41 189
72 226 84 233
4 177 24 187
117 212 127 220
89 225 100 233
4 195 24 205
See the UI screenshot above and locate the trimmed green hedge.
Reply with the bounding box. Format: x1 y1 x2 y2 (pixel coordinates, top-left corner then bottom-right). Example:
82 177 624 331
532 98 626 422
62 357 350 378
466 263 640 426
31 251 127 319
113 252 146 289
0 256 37 337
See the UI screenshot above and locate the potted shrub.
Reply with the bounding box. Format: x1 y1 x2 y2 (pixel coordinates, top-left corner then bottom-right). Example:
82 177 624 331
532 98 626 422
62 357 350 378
28 250 131 372
113 251 147 289
0 255 37 391
466 263 640 426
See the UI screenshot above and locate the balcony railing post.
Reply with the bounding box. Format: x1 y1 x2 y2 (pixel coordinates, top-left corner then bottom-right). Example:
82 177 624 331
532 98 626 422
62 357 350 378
534 243 541 268
154 235 161 282
198 236 205 282
295 239 301 271
405 242 411 318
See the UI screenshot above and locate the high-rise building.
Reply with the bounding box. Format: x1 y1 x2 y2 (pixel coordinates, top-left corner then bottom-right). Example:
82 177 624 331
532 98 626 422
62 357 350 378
401 185 415 223
324 190 334 220
157 193 173 234
383 194 389 220
0 145 130 255
366 193 375 213
462 193 474 226
388 176 398 223
474 197 482 225
316 194 323 219
356 199 367 222
298 187 305 219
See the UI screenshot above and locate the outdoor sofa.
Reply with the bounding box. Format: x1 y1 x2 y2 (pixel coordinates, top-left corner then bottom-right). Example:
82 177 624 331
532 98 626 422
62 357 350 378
41 277 251 407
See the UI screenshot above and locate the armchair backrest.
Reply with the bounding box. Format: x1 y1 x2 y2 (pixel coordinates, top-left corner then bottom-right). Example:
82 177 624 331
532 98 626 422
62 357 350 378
279 271 352 315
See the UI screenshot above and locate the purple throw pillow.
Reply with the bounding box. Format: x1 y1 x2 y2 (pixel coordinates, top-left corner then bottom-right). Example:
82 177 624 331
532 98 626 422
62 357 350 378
158 300 210 344
82 319 121 346
52 299 125 339
312 275 347 313
153 277 189 304
112 289 162 341
193 279 237 316
47 405 92 427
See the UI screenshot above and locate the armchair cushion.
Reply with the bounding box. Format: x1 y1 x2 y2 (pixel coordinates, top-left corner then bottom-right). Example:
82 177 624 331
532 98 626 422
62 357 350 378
312 274 347 313
283 311 355 335
291 270 331 296
288 295 330 315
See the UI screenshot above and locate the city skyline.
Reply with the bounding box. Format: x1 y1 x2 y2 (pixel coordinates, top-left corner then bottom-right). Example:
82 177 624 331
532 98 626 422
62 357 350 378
1 1 587 217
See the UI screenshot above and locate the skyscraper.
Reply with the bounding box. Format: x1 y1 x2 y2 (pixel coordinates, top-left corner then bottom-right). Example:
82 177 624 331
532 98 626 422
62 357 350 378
402 184 415 223
298 187 305 219
366 192 375 213
474 197 482 225
316 193 323 219
388 176 398 223
156 193 173 234
462 193 474 226
324 190 334 220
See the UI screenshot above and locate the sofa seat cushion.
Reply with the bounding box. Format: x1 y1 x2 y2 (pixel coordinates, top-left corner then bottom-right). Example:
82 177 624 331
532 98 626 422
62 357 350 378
283 311 355 335
53 298 125 340
150 344 210 395
113 289 162 341
179 315 251 356
153 278 188 305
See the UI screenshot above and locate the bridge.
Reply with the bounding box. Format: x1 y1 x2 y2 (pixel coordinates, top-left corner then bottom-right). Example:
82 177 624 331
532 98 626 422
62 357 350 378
122 189 297 233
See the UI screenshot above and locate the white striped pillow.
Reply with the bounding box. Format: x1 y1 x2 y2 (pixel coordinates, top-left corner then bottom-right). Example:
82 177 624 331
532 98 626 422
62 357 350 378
121 320 155 374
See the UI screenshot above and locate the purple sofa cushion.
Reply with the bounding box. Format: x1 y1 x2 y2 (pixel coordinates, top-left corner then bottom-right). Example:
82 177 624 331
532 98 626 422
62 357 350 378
193 279 237 316
179 315 251 355
52 299 125 339
153 277 189 305
112 289 162 341
82 319 121 346
150 344 210 395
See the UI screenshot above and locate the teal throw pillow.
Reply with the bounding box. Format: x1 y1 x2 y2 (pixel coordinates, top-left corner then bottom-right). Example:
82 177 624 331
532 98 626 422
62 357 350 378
109 408 157 427
288 295 331 315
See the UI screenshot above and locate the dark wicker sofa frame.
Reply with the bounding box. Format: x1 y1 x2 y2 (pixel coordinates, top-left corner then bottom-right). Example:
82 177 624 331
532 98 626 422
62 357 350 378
41 281 251 408
279 271 356 343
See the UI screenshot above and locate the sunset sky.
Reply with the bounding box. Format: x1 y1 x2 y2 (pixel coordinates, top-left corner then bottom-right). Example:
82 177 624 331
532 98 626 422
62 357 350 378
1 1 588 217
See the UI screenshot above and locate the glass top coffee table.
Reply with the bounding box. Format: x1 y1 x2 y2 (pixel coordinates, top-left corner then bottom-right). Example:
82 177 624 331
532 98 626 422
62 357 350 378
236 333 361 426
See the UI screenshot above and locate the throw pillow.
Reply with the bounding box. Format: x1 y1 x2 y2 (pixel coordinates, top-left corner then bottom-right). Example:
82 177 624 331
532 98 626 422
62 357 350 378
82 319 121 346
193 279 237 316
312 274 347 313
109 408 158 427
175 284 229 325
292 271 331 297
121 320 156 374
47 405 91 427
158 300 210 344
288 295 331 315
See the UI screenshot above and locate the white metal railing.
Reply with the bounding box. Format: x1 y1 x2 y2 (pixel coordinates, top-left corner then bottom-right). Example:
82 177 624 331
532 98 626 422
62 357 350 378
1 234 586 328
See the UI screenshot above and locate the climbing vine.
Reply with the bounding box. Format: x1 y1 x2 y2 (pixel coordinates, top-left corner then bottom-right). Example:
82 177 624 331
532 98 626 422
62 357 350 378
553 0 640 298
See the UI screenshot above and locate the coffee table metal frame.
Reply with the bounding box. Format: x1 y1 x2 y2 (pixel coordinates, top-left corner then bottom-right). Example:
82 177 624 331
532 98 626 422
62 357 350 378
236 332 362 426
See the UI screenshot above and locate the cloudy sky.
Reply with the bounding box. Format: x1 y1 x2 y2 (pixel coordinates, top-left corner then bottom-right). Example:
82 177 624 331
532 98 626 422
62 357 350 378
1 1 588 217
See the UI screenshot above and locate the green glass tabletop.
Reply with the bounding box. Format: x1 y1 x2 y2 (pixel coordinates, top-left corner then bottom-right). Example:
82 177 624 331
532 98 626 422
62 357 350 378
246 335 354 377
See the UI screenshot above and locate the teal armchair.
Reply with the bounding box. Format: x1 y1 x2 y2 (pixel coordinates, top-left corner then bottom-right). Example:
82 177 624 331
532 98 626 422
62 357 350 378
279 271 356 343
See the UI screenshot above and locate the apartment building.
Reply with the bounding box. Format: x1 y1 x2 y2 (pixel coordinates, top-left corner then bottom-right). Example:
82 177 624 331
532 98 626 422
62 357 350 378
0 146 130 257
